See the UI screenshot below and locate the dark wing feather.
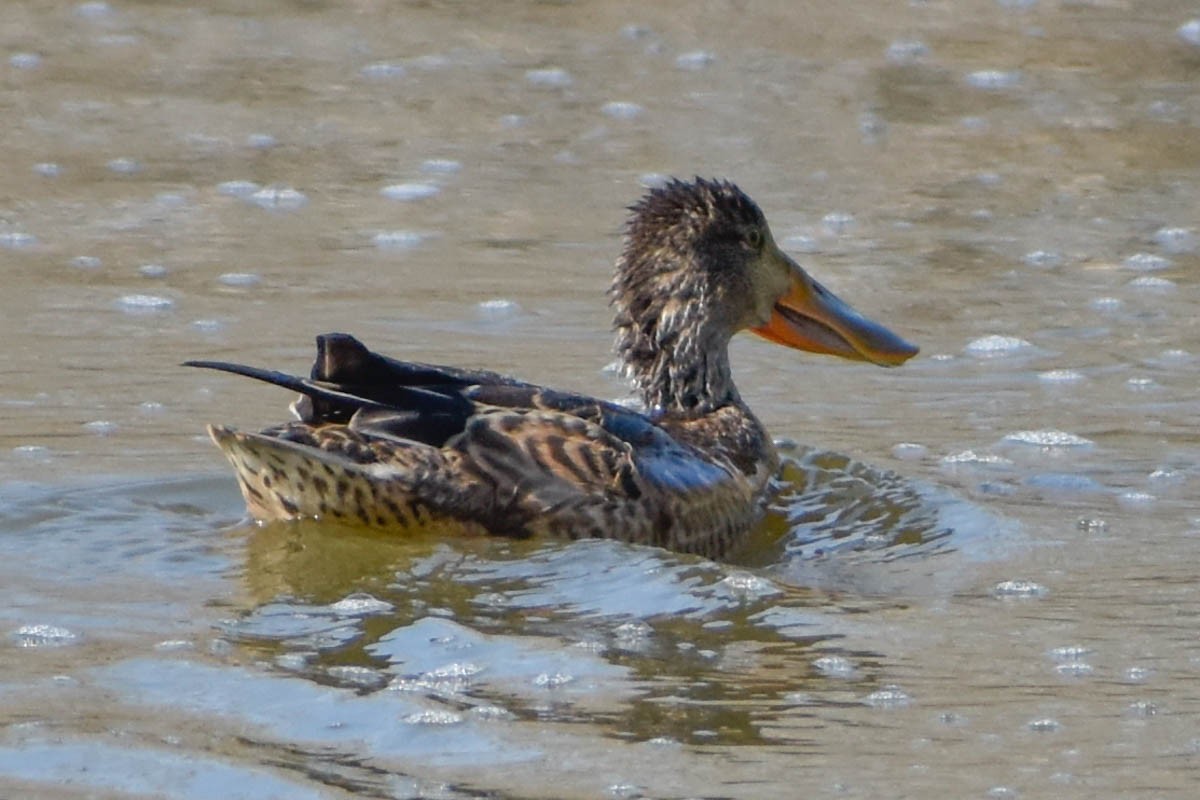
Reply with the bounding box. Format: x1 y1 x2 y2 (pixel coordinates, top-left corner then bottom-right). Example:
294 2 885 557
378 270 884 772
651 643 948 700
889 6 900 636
185 333 669 456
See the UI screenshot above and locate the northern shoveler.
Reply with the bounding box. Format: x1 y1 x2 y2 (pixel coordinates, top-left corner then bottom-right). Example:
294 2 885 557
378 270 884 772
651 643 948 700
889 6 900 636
187 178 917 559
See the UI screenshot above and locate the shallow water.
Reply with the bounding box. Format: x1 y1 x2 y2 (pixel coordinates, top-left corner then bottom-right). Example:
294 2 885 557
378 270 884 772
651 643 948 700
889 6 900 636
3 1 1200 797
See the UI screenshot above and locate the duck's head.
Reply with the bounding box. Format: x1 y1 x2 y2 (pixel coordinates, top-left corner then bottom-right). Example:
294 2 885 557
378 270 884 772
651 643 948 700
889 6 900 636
611 178 918 413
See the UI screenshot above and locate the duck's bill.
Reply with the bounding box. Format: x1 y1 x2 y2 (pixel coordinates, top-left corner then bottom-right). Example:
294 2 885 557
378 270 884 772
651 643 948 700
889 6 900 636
751 264 919 367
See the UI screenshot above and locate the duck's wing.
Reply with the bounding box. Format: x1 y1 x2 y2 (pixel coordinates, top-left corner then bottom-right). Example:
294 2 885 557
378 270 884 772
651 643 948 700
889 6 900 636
188 334 748 551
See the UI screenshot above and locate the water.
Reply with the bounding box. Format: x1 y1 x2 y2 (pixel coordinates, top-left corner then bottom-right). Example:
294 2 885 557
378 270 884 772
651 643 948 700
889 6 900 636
2 1 1200 797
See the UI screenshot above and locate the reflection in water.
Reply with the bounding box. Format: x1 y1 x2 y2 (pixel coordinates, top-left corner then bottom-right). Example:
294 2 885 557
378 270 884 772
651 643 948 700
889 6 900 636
217 449 999 760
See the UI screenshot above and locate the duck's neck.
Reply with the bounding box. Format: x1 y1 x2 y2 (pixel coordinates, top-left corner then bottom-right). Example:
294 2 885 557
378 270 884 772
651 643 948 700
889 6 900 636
614 311 741 416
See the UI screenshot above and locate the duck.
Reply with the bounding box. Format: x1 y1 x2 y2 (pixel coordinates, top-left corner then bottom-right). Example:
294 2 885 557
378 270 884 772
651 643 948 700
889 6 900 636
187 178 918 560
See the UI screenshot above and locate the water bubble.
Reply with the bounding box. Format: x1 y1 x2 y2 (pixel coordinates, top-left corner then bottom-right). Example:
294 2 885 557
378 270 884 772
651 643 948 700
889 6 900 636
249 185 307 210
813 655 858 679
1126 377 1159 391
477 298 520 321
372 231 425 249
327 665 387 689
822 211 855 235
525 67 572 87
403 709 463 725
966 70 1021 90
10 52 42 69
11 624 78 648
1123 252 1171 271
886 39 929 64
107 157 141 174
1001 430 1093 448
1126 276 1176 291
1127 700 1158 717
0 232 38 249
940 450 1013 469
1027 717 1061 732
676 51 715 70
191 319 224 333
420 158 461 174
639 172 669 189
891 442 928 460
1117 491 1156 509
76 1 113 18
138 263 168 278
1022 250 1062 268
1054 662 1094 678
329 593 393 617
83 420 118 436
217 272 261 287
993 579 1047 598
1178 19 1200 47
533 672 574 689
13 445 50 459
601 101 644 119
964 334 1033 357
1048 645 1092 661
115 294 174 313
1089 296 1122 312
360 62 406 79
864 685 911 708
1152 226 1196 254
245 133 277 149
380 182 439 201
782 233 820 253
34 162 61 178
217 179 261 198
1124 666 1152 683
1037 369 1084 386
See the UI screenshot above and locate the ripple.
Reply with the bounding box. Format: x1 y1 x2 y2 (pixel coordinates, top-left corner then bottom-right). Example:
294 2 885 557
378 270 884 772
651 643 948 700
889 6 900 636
33 162 61 177
138 263 168 278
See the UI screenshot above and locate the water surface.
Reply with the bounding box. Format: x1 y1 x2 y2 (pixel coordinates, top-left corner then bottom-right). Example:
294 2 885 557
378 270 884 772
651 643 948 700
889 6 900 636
2 1 1200 797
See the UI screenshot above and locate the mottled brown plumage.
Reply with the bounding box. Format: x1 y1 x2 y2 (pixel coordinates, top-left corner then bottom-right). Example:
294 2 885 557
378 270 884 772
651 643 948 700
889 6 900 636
189 178 918 559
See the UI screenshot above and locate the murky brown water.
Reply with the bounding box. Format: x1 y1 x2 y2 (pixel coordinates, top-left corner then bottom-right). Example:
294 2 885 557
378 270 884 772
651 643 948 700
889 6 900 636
2 1 1200 797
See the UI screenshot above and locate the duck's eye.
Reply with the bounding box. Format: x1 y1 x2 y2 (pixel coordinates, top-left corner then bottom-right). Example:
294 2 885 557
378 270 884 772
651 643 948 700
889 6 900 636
745 229 763 249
